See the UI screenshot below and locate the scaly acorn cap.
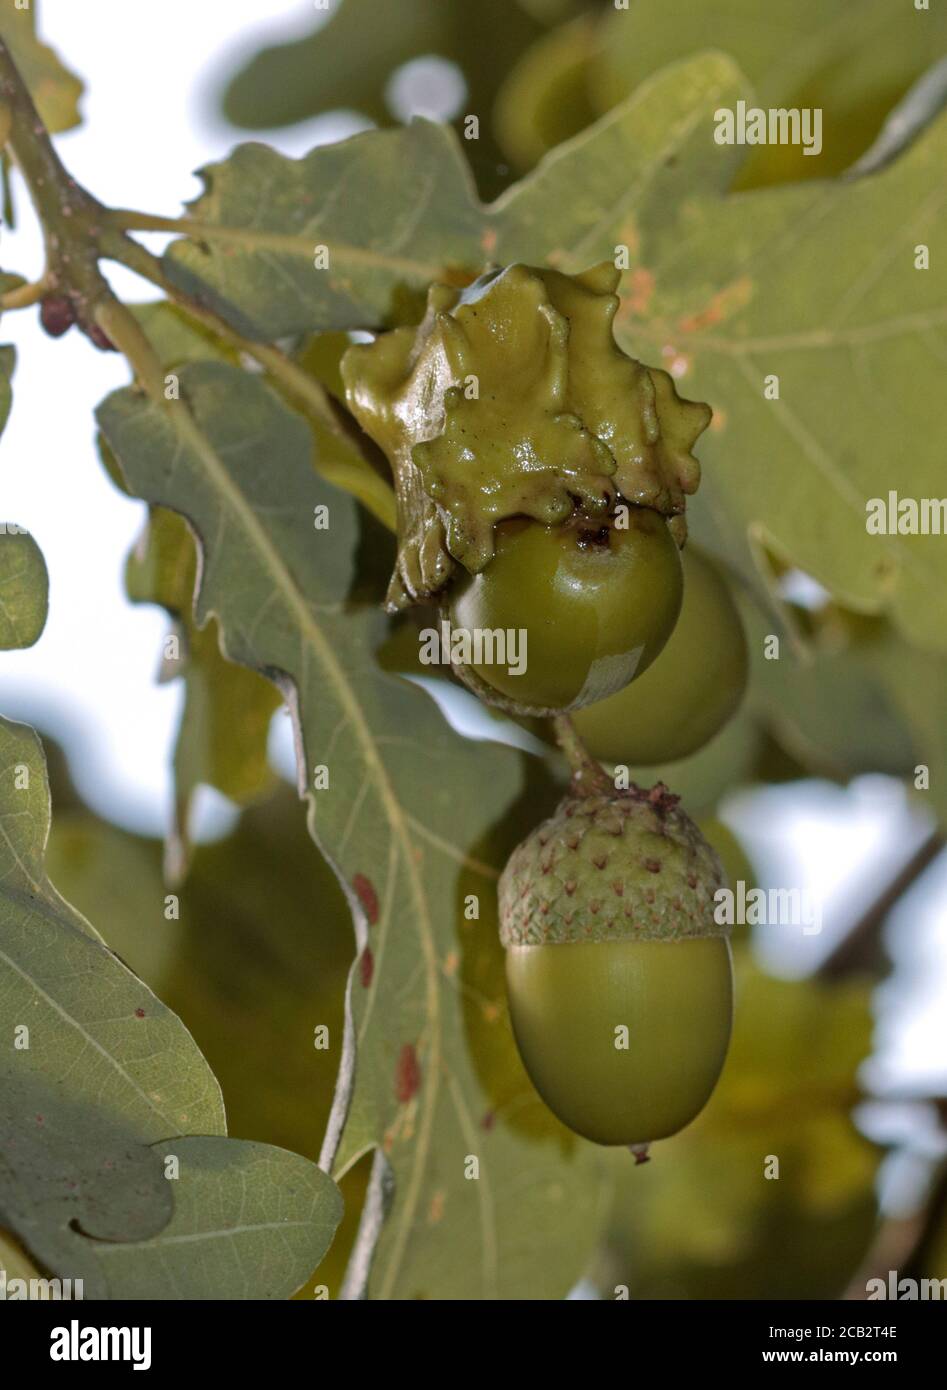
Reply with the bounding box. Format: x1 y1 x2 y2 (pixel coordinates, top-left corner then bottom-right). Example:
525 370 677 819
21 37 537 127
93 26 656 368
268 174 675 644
341 262 711 612
499 784 728 947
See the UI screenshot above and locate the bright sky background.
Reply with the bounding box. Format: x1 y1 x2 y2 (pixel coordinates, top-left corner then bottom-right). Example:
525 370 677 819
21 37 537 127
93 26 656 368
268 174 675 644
0 1 944 1110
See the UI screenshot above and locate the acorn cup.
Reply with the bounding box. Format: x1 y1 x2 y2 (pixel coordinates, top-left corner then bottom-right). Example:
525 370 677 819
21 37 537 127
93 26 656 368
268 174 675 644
498 782 733 1154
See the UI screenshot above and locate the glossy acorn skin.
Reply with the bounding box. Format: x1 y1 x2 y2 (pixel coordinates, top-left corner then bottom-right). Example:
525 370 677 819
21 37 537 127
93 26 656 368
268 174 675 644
506 937 733 1147
572 545 748 764
447 508 683 712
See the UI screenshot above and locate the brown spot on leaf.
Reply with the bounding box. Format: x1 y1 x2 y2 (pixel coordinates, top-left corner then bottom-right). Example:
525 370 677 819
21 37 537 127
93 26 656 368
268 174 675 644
360 946 374 988
353 873 379 925
395 1043 421 1103
134 1008 145 1019
644 859 662 874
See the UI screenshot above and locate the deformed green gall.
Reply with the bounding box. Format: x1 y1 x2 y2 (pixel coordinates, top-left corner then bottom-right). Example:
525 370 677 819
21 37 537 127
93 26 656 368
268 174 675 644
341 261 711 611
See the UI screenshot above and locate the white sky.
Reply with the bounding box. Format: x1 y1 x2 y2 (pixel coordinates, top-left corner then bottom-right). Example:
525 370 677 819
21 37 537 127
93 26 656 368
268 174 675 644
0 0 944 1099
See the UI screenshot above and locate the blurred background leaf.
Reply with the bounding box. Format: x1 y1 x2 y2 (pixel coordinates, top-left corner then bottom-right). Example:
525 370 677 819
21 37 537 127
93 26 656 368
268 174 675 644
218 0 551 199
125 506 280 878
493 0 947 189
0 345 15 437
594 0 947 189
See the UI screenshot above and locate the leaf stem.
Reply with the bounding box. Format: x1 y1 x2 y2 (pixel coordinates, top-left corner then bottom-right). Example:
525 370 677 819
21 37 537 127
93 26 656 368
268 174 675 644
93 298 170 404
108 209 206 236
0 275 51 310
107 207 446 281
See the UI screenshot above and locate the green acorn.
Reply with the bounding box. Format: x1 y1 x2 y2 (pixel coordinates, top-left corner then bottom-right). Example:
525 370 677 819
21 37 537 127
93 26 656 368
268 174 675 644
499 783 733 1152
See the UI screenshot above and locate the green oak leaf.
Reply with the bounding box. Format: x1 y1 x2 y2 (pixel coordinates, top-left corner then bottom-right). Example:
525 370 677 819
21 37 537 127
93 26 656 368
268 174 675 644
78 1137 343 1301
110 302 391 873
0 524 47 649
604 68 947 654
46 775 365 1300
96 362 610 1300
0 1132 343 1303
0 717 341 1298
0 1 84 134
0 717 218 1291
162 123 483 338
0 1075 173 1299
